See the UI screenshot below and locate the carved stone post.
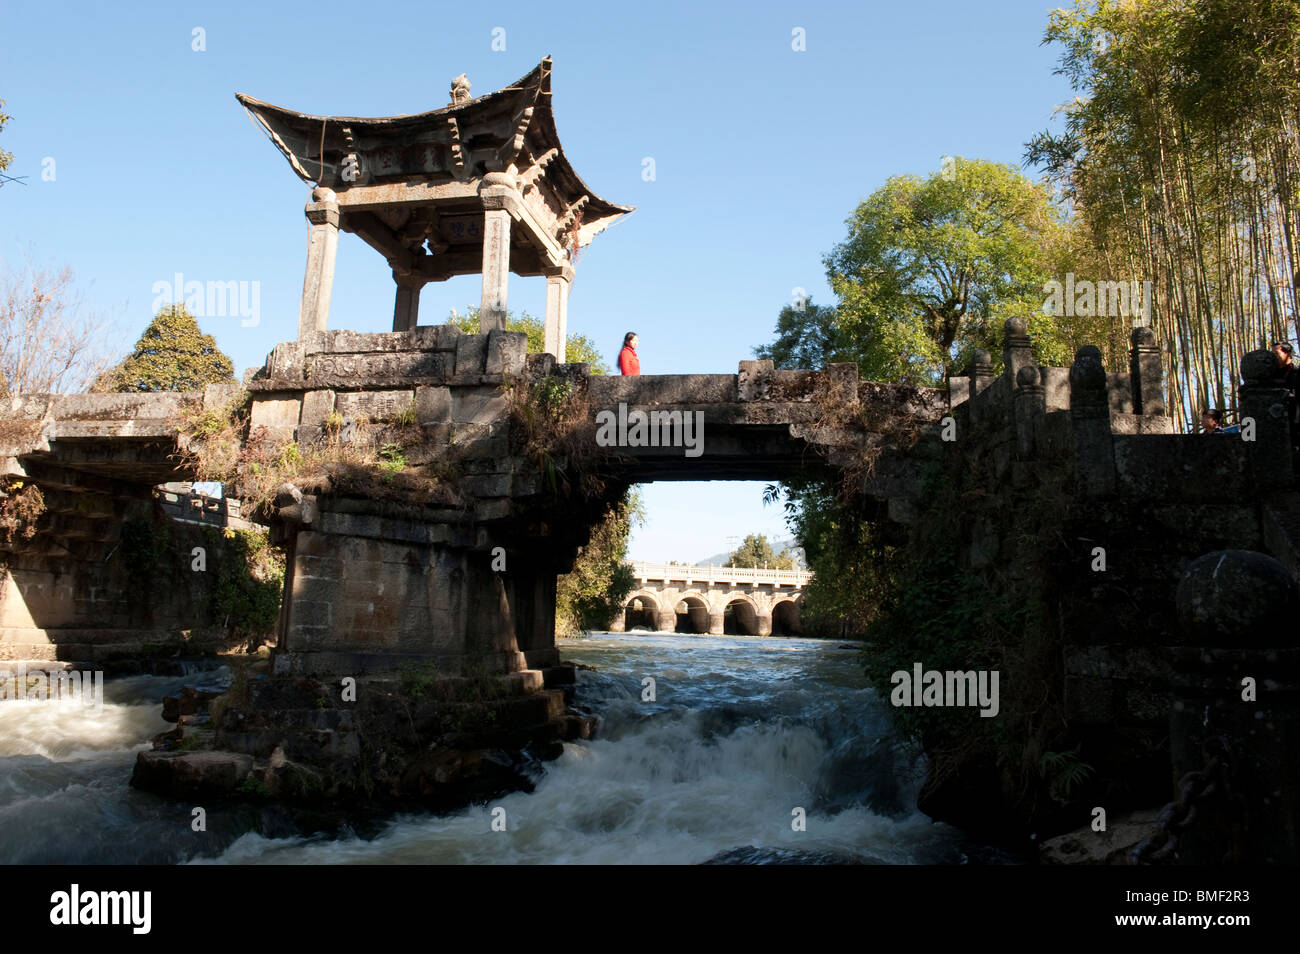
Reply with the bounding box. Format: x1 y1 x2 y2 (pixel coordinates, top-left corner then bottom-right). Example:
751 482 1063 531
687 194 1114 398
1003 316 1033 388
479 172 517 333
1070 345 1116 496
298 187 340 339
968 349 994 403
1239 349 1295 492
1014 365 1046 458
1129 326 1165 416
543 263 573 363
972 350 987 426
391 272 425 333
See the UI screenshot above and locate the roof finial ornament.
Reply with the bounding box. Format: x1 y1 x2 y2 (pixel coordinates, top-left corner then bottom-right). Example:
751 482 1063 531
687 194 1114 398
450 74 471 105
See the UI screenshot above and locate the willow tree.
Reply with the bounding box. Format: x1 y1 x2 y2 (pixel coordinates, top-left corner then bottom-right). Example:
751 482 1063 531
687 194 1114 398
1026 0 1300 429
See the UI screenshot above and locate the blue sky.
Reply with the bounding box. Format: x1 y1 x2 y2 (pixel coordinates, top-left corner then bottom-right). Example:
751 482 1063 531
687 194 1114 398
0 0 1073 562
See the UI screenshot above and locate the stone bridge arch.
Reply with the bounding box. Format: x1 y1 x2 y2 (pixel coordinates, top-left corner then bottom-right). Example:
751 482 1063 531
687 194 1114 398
621 590 662 631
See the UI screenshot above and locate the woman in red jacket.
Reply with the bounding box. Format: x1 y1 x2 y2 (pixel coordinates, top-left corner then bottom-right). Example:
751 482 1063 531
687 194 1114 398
618 332 640 375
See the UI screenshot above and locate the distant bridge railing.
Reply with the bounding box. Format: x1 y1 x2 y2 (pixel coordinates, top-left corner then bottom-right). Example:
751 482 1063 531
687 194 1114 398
629 561 812 588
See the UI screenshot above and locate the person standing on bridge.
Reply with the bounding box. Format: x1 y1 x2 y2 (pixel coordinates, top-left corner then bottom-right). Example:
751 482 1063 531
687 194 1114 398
619 332 641 376
1271 341 1299 451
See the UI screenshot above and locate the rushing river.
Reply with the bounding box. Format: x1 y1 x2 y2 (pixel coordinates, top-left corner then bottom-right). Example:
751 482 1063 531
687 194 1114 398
0 634 994 864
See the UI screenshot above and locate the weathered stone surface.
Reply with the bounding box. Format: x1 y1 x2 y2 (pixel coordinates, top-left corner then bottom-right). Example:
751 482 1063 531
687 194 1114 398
299 388 337 425
451 389 507 426
738 360 774 401
250 396 302 436
1039 808 1162 864
1176 549 1300 647
485 330 527 375
455 335 488 376
415 385 451 424
304 351 449 387
334 390 413 422
130 750 253 797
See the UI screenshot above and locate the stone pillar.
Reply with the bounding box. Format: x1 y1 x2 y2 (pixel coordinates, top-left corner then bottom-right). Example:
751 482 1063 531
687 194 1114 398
1239 349 1295 492
1129 326 1165 416
969 349 994 401
479 173 517 334
1003 317 1033 387
543 264 573 363
1070 345 1116 497
392 272 424 333
1013 365 1046 458
967 350 994 426
708 611 725 635
948 376 971 411
298 187 340 339
656 608 676 633
756 613 773 637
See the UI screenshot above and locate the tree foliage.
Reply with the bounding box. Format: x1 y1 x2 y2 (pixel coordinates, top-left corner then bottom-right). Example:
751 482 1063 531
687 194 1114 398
1026 0 1300 429
824 158 1078 384
753 298 852 369
448 306 610 374
556 489 643 634
726 532 797 570
95 304 235 393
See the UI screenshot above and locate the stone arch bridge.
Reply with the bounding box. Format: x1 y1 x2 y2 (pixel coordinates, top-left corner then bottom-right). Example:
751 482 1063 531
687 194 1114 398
613 561 811 636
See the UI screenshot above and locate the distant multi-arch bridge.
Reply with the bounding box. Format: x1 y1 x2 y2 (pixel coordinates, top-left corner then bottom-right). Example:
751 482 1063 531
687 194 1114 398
611 561 812 636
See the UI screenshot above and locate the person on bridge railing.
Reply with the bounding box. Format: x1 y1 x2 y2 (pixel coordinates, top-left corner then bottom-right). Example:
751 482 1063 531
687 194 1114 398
618 332 640 376
1271 341 1299 450
1200 408 1229 435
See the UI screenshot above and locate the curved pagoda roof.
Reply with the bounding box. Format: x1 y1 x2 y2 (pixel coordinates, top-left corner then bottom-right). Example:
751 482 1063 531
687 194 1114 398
236 58 631 259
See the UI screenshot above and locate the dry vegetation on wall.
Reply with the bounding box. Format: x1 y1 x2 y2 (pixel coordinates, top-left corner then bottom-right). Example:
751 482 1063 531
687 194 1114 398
505 373 616 499
0 477 45 546
177 390 460 519
805 379 933 502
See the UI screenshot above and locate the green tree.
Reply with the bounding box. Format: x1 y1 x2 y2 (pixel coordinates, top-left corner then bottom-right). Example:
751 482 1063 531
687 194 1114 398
448 306 609 374
96 303 235 392
754 298 851 369
556 489 644 634
825 157 1076 384
727 533 796 569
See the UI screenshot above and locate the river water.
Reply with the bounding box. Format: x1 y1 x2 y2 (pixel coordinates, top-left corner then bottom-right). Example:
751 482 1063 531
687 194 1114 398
0 634 989 864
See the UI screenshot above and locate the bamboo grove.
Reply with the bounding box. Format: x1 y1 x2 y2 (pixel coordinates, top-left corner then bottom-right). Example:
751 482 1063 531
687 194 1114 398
1027 0 1300 431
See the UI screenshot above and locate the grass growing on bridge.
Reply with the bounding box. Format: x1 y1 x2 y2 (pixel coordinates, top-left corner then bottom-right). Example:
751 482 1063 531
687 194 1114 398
506 373 613 499
178 391 459 519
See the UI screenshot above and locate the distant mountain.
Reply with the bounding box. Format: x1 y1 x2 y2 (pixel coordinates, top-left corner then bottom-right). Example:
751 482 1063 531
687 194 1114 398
694 537 804 568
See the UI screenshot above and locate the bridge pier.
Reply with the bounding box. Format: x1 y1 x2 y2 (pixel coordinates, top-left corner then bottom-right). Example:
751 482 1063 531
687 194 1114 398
708 611 724 635
273 520 528 677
